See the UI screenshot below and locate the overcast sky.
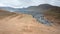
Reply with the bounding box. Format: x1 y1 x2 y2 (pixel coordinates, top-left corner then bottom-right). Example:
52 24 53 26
0 0 60 8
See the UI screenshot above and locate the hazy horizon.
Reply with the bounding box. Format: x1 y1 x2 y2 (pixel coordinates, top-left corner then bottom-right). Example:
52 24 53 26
0 0 60 8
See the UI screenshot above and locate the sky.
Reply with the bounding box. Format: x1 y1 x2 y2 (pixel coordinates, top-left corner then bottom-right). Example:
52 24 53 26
0 0 60 8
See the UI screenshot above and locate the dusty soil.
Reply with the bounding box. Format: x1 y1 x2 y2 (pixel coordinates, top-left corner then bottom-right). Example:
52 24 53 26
0 10 60 34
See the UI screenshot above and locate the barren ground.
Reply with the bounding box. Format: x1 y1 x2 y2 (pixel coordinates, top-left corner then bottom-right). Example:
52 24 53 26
0 10 60 34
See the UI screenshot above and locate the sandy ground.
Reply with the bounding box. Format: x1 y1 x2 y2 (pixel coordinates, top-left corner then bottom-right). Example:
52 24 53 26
0 10 60 34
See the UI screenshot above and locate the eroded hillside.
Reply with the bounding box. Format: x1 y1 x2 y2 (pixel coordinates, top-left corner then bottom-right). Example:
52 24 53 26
0 10 60 34
44 8 60 26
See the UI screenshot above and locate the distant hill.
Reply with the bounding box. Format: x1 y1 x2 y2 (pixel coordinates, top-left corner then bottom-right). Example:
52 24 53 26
0 7 17 11
16 4 60 13
0 4 60 13
24 4 53 11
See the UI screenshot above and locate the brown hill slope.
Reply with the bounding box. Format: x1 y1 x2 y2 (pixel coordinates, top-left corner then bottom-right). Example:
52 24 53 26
44 8 60 26
0 10 60 34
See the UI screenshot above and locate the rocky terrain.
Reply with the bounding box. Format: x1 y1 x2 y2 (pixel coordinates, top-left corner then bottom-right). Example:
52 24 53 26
0 10 60 34
44 7 60 26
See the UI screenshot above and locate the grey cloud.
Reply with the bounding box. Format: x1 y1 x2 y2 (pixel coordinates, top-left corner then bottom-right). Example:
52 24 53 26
0 0 60 8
